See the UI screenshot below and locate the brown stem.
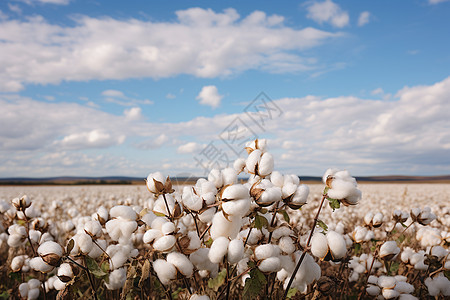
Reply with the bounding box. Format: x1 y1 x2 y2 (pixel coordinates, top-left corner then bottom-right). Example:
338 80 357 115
283 195 326 299
188 210 201 239
199 223 212 241
267 202 281 244
358 249 379 300
162 193 173 220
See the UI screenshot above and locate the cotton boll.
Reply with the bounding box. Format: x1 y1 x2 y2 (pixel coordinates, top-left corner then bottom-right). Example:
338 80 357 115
326 231 347 260
239 228 262 245
11 255 28 272
255 244 279 260
222 185 249 201
222 198 250 218
141 211 157 227
222 168 238 186
198 207 216 223
270 171 284 188
161 222 175 235
167 252 194 277
84 220 102 238
110 205 137 221
281 182 297 199
246 149 262 174
30 257 54 273
311 233 328 260
394 281 414 294
143 229 163 244
208 169 223 188
182 187 203 212
88 239 107 259
378 276 396 289
209 237 230 264
366 285 381 296
278 236 295 254
257 187 282 206
53 277 66 291
153 235 176 252
258 152 274 177
382 288 400 299
227 239 244 264
28 230 42 245
379 241 400 260
57 263 74 282
146 172 166 194
153 259 177 285
258 257 281 273
210 212 242 240
105 268 127 290
289 185 309 208
234 158 246 173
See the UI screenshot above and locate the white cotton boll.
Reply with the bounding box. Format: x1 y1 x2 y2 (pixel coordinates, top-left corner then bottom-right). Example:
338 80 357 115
189 294 210 300
11 255 27 272
394 281 414 294
209 237 230 264
259 257 281 273
227 239 244 264
222 185 249 201
327 179 356 200
373 212 384 226
29 230 41 245
291 185 309 206
182 187 203 211
258 152 274 176
167 252 194 277
272 226 293 240
379 241 400 259
57 263 74 280
105 268 127 290
239 228 262 245
198 207 216 223
19 283 29 298
210 212 242 240
77 232 94 254
284 174 300 186
7 234 25 247
96 206 109 223
311 233 328 259
279 237 295 255
401 247 414 263
234 158 246 173
270 171 284 188
38 241 63 257
366 285 381 296
398 295 418 300
368 275 378 285
143 229 163 244
255 244 278 260
327 231 347 260
153 235 176 252
282 182 297 199
246 149 262 174
53 277 66 291
154 259 177 285
382 288 400 299
106 245 129 269
146 172 166 194
29 257 53 273
208 169 223 188
258 187 282 206
429 246 447 259
222 198 250 218
378 276 397 289
88 239 107 259
394 275 407 282
161 222 175 235
141 211 157 227
110 205 137 221
84 220 102 238
187 231 201 250
151 217 167 231
222 168 238 186
364 212 374 226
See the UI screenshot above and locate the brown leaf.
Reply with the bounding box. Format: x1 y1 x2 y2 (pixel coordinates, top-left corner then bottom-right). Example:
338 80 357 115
58 275 73 283
245 147 254 154
325 176 334 189
139 260 151 287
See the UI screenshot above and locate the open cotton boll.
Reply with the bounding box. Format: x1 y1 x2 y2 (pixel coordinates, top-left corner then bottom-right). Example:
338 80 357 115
210 212 242 240
189 294 210 300
278 236 295 254
366 285 381 296
141 211 157 227
258 187 282 206
106 244 131 269
289 185 309 207
153 259 177 285
88 239 107 259
182 187 203 211
208 169 223 188
198 207 216 223
57 263 74 282
255 244 279 260
246 149 262 174
222 198 250 218
84 220 102 238
234 158 246 173
379 241 400 260
190 248 218 275
227 239 244 264
30 257 54 273
222 168 238 186
311 233 328 259
153 235 176 252
270 171 284 188
110 205 138 221
167 252 194 277
105 268 127 290
239 228 262 245
209 237 230 264
146 172 166 194
258 257 281 273
394 281 414 294
38 241 63 258
378 276 396 289
161 222 175 235
382 288 400 299
327 231 347 260
258 152 274 177
222 184 249 201
143 229 163 244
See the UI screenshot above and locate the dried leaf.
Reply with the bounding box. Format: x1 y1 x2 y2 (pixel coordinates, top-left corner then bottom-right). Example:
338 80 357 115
207 269 227 291
325 176 334 189
139 260 151 287
66 239 75 254
153 179 165 194
164 176 173 193
41 253 60 267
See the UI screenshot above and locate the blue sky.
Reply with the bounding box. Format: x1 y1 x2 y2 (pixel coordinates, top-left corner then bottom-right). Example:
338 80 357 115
1 0 449 178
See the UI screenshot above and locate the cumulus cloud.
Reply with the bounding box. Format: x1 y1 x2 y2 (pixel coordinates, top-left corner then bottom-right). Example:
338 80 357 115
1 77 450 176
101 90 153 106
306 0 349 28
177 142 203 154
124 107 143 121
196 85 223 108
0 8 341 91
429 0 450 4
15 0 70 5
357 11 370 27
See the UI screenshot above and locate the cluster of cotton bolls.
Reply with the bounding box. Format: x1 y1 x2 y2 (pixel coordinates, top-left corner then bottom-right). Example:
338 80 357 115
2 138 450 299
366 275 417 299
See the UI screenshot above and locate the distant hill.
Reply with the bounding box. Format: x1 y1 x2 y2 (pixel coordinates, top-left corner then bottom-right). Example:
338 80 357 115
0 175 449 185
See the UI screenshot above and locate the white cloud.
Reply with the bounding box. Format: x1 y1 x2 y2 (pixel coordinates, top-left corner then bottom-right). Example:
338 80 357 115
2 77 450 176
0 8 341 91
357 11 370 27
306 0 349 28
196 85 223 109
15 0 70 5
101 89 153 106
166 93 176 99
429 0 450 4
177 142 203 154
124 107 143 121
8 4 22 14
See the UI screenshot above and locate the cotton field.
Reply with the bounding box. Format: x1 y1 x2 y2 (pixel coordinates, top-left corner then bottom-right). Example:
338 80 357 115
0 140 449 299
